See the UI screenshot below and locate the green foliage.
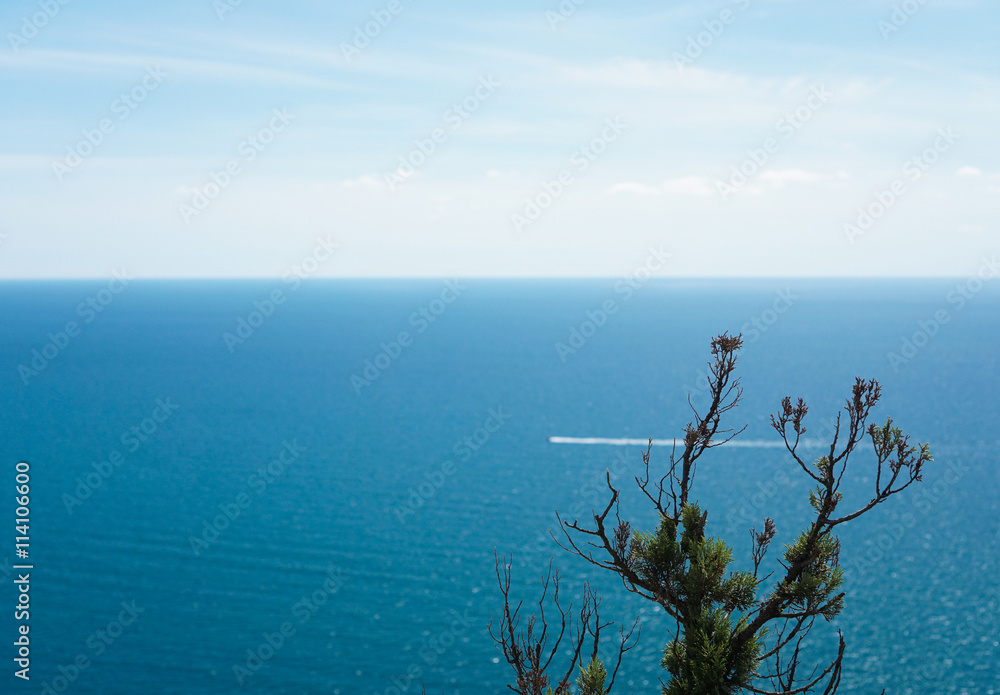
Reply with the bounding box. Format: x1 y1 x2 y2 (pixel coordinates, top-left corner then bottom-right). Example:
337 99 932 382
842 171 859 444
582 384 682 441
777 531 845 620
576 657 608 695
627 503 766 694
495 337 931 695
662 612 764 695
871 417 933 473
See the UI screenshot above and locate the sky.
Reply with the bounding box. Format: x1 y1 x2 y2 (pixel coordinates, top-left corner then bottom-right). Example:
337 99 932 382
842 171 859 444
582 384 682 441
0 0 997 278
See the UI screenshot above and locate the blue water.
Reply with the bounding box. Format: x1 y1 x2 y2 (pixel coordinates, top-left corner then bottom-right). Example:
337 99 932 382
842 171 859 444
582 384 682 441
1 279 997 694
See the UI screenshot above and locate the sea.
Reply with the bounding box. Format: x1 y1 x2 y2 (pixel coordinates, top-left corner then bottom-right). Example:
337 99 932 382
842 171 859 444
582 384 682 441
0 279 997 694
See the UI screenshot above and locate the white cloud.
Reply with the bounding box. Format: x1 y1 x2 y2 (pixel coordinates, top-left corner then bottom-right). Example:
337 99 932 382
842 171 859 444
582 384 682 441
759 169 821 187
556 57 755 94
0 49 349 89
955 166 982 177
0 154 51 170
660 176 713 196
342 174 383 189
608 181 661 195
608 176 714 196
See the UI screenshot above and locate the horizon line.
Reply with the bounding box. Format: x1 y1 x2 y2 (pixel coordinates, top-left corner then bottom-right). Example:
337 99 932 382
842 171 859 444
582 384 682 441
0 275 988 281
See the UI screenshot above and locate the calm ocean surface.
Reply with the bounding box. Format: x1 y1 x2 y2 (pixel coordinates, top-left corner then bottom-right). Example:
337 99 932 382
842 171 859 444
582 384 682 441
1 279 997 694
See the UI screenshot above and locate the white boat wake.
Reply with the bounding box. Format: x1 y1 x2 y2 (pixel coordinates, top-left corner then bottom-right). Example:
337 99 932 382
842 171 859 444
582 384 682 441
548 436 826 448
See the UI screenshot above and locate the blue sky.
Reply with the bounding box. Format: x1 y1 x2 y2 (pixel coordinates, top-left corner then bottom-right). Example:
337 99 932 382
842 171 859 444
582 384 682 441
0 0 997 278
